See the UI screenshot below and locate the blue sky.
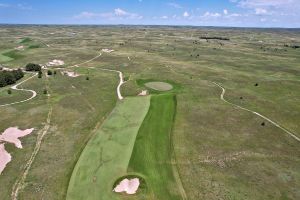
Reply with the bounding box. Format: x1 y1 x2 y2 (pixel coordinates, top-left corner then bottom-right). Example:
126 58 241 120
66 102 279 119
0 0 299 27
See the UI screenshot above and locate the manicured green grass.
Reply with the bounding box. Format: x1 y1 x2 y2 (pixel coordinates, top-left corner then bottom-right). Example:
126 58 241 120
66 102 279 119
66 96 150 200
144 82 173 91
128 94 182 200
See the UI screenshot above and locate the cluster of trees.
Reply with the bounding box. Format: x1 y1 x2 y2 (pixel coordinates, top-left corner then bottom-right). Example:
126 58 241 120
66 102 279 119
284 44 300 49
0 69 24 87
25 63 41 71
200 36 230 41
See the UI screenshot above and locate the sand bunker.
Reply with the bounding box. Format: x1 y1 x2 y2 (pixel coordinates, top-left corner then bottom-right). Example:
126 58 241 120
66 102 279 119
102 49 114 53
0 144 11 175
0 127 34 148
47 59 65 66
63 71 80 78
0 127 34 175
138 90 148 96
145 82 173 91
113 178 140 195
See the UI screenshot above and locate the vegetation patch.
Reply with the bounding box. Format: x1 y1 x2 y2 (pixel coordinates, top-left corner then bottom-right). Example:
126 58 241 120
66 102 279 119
19 37 33 44
200 36 230 41
25 63 41 71
2 50 24 60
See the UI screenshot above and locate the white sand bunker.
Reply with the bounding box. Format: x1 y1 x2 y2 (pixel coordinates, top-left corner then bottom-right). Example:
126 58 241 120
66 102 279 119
138 90 148 96
47 59 65 66
102 49 114 53
63 71 80 77
0 127 34 148
0 127 34 175
145 82 173 91
0 144 11 175
113 178 140 195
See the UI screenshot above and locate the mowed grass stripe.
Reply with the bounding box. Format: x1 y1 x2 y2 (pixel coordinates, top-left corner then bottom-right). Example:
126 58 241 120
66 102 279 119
66 96 150 200
128 94 182 200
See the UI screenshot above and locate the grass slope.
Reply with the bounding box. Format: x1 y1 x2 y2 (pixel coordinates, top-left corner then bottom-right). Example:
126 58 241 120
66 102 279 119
66 96 150 200
128 94 182 200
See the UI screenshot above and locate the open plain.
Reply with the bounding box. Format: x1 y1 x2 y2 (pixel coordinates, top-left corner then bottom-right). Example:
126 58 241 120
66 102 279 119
0 25 299 200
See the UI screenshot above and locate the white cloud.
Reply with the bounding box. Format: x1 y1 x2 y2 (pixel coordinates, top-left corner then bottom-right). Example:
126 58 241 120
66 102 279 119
238 0 295 8
0 3 32 10
255 8 267 15
167 2 183 9
260 18 267 22
161 15 168 19
16 3 32 10
74 8 143 20
203 12 221 17
183 11 189 17
114 8 127 16
224 9 228 15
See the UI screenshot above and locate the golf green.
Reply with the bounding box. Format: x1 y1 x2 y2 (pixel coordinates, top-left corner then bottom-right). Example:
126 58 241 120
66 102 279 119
144 82 173 91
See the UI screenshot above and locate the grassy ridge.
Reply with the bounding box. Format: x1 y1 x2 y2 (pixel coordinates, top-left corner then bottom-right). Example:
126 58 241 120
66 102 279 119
128 94 182 200
66 96 150 200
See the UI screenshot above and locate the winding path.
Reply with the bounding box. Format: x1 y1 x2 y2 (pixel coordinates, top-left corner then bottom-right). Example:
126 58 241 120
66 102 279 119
67 52 102 69
0 73 38 107
212 82 300 142
100 68 125 100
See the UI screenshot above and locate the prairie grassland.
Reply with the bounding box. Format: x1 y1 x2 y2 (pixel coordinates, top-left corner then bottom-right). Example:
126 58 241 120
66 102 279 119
0 25 299 200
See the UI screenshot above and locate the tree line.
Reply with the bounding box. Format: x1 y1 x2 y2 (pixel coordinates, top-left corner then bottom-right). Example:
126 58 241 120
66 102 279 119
0 69 24 87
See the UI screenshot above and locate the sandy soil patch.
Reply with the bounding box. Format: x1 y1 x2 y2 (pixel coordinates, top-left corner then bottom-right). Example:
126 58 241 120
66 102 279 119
47 59 65 67
0 127 34 148
15 46 25 51
102 49 114 53
113 178 140 194
0 144 11 175
145 82 173 91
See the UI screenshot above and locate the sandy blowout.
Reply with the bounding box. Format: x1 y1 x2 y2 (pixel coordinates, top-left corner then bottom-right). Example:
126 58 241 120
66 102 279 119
62 71 80 77
102 49 114 53
0 127 34 175
47 59 65 66
113 178 140 194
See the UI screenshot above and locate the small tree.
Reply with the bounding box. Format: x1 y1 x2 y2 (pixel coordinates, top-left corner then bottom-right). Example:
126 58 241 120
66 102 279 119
43 89 47 94
7 89 12 95
86 76 90 80
53 71 57 75
47 70 53 76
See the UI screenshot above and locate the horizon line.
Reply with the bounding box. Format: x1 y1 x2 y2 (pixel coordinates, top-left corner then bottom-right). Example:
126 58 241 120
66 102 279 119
0 23 299 29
